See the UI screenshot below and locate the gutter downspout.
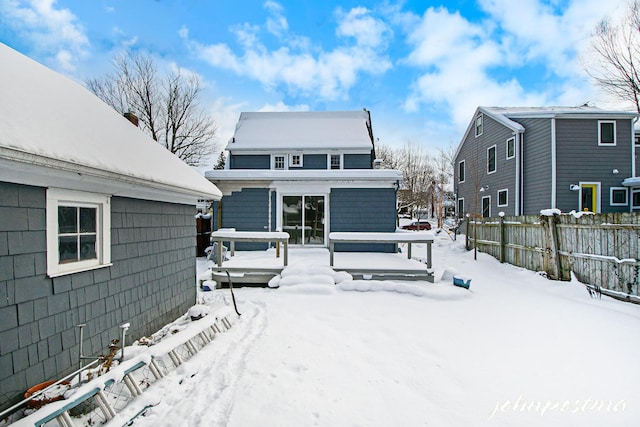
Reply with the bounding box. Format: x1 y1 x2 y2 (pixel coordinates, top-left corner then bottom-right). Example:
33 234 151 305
551 118 557 209
515 130 524 215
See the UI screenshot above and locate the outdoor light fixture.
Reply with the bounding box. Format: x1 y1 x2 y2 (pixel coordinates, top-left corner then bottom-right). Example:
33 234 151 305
570 184 580 191
613 169 619 174
479 185 489 192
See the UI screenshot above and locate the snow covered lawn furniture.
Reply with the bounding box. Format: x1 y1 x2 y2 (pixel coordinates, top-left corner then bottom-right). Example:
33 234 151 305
328 232 434 282
210 230 290 267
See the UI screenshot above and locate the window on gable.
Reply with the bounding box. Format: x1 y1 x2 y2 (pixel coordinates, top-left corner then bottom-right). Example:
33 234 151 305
46 188 111 277
506 137 515 159
497 189 508 207
487 145 497 174
274 155 286 170
598 121 616 146
290 154 302 167
458 160 465 183
475 113 483 137
610 187 628 206
330 154 342 170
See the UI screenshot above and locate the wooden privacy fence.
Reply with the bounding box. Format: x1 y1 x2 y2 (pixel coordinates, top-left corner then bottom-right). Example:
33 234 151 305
465 213 640 299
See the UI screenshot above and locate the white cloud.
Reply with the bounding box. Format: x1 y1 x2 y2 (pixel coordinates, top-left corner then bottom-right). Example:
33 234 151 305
336 6 391 48
257 101 310 112
264 1 288 37
183 6 392 101
0 0 89 72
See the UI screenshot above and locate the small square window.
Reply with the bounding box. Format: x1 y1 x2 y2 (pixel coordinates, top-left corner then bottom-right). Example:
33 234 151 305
506 137 515 159
458 160 465 183
290 154 302 167
475 114 483 137
274 155 286 170
497 189 508 207
633 190 640 208
598 121 616 145
610 188 628 206
487 145 496 174
330 154 341 170
46 189 111 277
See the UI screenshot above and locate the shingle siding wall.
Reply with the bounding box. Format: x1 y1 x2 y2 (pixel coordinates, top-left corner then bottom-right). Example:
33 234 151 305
229 154 270 169
555 118 633 213
330 188 396 252
0 182 196 411
220 188 270 250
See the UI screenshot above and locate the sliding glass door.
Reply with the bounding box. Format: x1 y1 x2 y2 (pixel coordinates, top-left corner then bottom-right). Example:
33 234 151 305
282 195 325 245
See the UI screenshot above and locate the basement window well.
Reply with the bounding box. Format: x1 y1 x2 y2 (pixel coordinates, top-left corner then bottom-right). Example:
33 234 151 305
46 188 111 277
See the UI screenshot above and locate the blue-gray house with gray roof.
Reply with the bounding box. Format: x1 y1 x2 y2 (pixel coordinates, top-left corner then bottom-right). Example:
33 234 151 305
205 111 402 252
454 106 639 217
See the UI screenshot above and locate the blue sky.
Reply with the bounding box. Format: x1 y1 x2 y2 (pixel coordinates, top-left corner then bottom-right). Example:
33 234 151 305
0 0 630 162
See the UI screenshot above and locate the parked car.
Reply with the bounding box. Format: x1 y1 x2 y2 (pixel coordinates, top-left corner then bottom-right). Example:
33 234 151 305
401 220 432 231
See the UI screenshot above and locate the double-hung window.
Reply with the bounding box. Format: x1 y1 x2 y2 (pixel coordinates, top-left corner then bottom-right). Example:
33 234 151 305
487 145 497 174
475 114 483 137
506 137 515 159
46 189 111 277
598 121 616 146
458 160 465 183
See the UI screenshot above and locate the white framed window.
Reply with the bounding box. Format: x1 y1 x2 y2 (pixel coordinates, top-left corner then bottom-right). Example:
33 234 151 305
598 121 616 146
497 189 508 207
46 188 111 277
482 195 491 218
329 154 342 170
290 154 303 168
457 198 464 218
475 113 483 137
273 155 286 170
633 190 640 209
458 160 465 183
610 187 628 206
487 145 497 174
506 137 515 159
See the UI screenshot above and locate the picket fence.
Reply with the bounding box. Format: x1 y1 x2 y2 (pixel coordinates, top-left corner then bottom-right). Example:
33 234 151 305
465 212 640 301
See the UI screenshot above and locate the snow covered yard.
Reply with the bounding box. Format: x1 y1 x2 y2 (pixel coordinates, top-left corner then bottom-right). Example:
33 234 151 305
128 233 639 427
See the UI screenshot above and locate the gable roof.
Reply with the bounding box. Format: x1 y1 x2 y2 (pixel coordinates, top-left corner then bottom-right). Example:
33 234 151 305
455 105 639 161
0 43 221 204
227 111 374 152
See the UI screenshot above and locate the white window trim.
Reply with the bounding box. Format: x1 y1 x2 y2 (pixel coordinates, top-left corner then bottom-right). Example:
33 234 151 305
475 113 483 137
458 160 465 183
482 195 491 218
610 187 628 206
457 197 464 217
632 189 640 209
272 154 287 170
289 153 303 168
487 145 497 175
46 188 111 277
598 120 616 146
328 153 343 170
497 189 509 207
506 137 515 159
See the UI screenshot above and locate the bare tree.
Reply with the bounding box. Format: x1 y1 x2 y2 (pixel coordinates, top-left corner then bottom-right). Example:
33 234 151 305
431 146 455 228
86 52 217 166
586 1 640 112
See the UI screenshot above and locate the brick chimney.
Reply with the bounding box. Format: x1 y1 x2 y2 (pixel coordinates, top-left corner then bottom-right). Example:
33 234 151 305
123 111 139 127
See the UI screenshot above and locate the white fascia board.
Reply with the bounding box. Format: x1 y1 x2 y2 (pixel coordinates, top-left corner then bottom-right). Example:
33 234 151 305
0 151 221 204
205 169 402 181
226 148 371 155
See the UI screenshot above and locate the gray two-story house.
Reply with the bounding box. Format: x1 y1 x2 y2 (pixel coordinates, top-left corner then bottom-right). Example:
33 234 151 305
454 106 639 217
205 110 402 252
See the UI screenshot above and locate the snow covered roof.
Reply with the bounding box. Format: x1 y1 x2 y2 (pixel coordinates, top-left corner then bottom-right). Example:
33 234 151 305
227 111 375 152
0 43 221 204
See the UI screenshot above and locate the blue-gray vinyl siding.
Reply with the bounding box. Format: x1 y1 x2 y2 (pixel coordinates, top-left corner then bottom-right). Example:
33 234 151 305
555 118 633 213
229 154 270 169
344 153 372 169
0 182 196 411
330 188 396 252
218 188 270 250
455 113 518 216
301 154 327 169
516 118 553 215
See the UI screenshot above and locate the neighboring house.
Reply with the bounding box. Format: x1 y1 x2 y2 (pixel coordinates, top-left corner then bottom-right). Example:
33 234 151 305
454 106 639 217
0 43 221 410
205 111 402 252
